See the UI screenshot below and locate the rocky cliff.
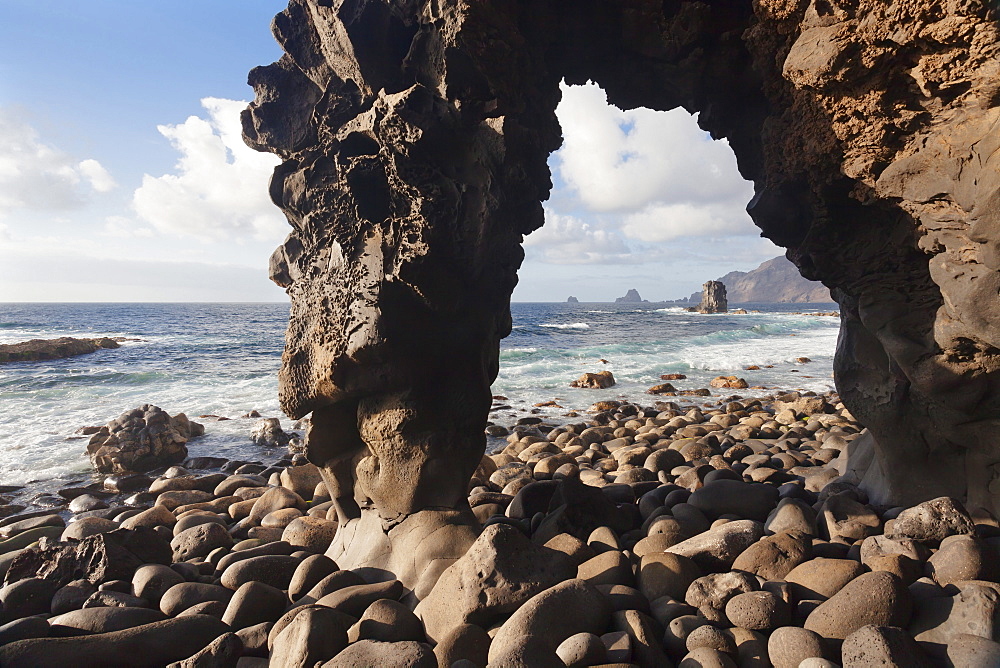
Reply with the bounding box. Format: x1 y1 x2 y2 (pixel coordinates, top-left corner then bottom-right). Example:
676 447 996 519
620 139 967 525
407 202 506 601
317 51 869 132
244 0 1000 580
689 256 832 303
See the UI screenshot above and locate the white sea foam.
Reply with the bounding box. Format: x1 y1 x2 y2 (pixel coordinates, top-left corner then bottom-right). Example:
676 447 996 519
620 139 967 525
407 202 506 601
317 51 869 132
540 322 590 329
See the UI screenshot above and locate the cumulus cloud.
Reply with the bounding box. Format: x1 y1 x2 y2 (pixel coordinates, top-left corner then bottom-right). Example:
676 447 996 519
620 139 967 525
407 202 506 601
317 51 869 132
553 82 751 215
0 108 117 215
524 210 631 264
133 97 283 241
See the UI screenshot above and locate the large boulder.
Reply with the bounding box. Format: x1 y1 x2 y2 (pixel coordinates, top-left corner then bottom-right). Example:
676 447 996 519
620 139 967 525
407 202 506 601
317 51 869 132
86 405 204 474
416 523 575 642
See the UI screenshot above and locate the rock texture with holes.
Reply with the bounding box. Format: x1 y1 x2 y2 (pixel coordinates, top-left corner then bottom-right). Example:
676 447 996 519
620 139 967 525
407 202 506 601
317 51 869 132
242 0 1000 585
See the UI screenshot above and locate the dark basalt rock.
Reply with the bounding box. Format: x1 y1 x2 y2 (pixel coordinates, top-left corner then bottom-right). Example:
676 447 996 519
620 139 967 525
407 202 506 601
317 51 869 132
243 0 1000 585
695 281 728 314
4 527 171 589
0 337 119 364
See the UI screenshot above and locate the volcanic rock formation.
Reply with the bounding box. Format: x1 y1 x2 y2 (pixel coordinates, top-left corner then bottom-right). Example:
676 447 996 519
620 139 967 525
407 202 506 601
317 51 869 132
244 0 1000 584
695 281 728 314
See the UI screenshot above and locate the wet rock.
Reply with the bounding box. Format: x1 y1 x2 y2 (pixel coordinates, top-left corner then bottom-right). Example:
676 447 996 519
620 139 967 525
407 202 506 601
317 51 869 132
570 371 616 389
68 495 109 514
86 405 203 474
666 520 764 571
250 418 290 447
0 614 227 667
887 497 975 544
415 523 574 642
804 571 912 641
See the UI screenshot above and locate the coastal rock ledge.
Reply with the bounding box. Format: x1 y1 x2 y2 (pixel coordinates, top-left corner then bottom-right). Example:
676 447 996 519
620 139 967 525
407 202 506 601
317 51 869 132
0 337 120 364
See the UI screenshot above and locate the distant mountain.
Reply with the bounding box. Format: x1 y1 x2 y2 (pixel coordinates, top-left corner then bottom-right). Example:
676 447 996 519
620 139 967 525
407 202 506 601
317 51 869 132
688 256 832 303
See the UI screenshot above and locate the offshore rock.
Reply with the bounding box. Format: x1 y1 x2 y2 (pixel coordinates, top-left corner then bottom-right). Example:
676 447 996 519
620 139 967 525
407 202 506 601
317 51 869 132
0 337 119 364
695 281 728 314
86 405 204 474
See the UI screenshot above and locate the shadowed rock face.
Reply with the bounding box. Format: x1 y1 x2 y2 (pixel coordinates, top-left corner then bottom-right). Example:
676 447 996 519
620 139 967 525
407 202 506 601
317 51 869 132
696 281 728 314
244 0 1000 583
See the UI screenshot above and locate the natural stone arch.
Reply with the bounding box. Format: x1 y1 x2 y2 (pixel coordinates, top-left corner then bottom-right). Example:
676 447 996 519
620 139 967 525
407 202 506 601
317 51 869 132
243 0 1000 590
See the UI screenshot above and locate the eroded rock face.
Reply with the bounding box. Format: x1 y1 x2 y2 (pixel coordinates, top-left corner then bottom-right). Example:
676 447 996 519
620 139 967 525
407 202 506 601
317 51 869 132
695 281 728 314
244 0 1000 583
87 406 204 474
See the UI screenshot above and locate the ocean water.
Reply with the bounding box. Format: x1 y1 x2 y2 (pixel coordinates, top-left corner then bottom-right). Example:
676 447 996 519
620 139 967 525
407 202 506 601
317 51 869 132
0 301 840 487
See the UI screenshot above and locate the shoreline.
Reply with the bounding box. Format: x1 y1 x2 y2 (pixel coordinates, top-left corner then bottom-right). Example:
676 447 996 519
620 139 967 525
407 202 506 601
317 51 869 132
1 390 987 664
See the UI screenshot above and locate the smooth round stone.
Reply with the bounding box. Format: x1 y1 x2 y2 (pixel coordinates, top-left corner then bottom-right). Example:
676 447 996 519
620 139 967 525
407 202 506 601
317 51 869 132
261 507 303 529
69 495 109 514
766 626 825 668
221 581 288 630
556 632 606 667
679 646 737 667
61 517 118 542
804 571 912 641
220 555 301 591
0 578 60 618
132 564 185 605
686 624 737 654
288 554 339 602
327 639 435 667
637 552 701 602
724 590 790 632
926 534 998 585
281 516 338 552
350 599 424 643
50 580 97 615
170 522 233 561
49 606 166 635
159 582 233 617
172 513 226 537
785 557 865 600
689 479 779 521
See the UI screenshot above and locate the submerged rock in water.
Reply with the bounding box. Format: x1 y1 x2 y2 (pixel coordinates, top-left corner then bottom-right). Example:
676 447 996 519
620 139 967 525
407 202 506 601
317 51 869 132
0 337 120 364
85 405 204 474
570 371 616 389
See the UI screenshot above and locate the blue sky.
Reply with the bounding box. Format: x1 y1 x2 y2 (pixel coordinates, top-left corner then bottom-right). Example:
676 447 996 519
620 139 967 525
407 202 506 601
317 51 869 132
0 1 781 302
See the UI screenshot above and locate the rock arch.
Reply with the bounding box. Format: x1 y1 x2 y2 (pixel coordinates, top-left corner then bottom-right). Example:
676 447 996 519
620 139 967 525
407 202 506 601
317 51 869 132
243 0 1000 588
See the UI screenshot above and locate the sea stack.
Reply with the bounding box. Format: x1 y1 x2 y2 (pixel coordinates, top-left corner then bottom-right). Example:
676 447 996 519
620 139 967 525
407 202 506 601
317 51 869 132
566 296 579 303
696 281 728 314
615 289 644 303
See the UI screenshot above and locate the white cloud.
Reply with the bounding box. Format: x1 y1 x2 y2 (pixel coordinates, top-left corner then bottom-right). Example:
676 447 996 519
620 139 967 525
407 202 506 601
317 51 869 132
133 98 283 241
524 210 632 264
622 202 758 243
78 159 117 193
0 108 116 215
553 83 752 215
